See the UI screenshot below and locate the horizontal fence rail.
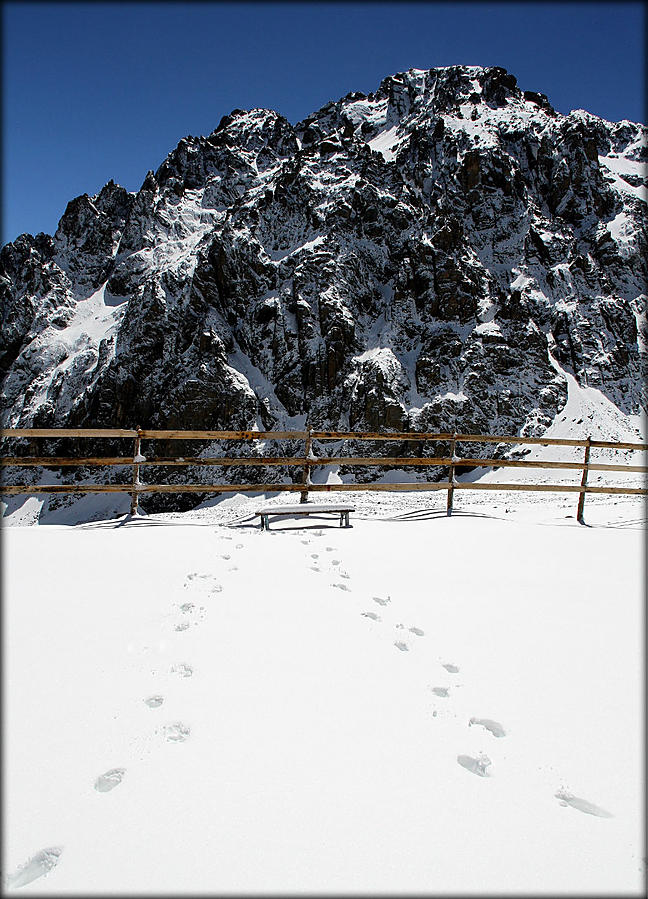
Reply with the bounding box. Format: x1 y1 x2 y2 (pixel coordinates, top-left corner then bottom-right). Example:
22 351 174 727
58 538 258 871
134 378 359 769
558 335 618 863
1 427 646 522
3 427 645 449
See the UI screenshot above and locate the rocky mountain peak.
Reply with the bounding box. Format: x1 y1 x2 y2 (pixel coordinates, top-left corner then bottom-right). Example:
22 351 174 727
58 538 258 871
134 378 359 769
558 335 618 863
1 65 646 492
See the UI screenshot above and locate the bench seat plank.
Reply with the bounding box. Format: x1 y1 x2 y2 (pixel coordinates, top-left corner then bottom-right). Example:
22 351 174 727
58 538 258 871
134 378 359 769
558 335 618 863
255 503 354 515
255 503 354 529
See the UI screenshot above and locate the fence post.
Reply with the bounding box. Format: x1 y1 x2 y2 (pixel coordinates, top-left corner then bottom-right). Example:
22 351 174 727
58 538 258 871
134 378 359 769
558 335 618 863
576 435 591 524
130 426 143 515
300 427 313 503
446 432 457 516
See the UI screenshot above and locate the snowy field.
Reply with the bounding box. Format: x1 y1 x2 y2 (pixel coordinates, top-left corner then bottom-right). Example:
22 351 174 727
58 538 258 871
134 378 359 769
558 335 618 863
3 484 645 895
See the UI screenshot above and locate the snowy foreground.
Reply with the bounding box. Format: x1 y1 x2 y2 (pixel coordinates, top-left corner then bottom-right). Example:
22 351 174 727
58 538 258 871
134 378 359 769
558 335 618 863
3 486 645 895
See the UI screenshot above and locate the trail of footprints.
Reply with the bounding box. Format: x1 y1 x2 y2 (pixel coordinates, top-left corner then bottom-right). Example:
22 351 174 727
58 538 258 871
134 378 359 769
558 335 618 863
309 539 510 786
307 542 352 583
137 541 244 747
93 564 222 791
311 535 614 821
8 539 245 890
9 530 612 889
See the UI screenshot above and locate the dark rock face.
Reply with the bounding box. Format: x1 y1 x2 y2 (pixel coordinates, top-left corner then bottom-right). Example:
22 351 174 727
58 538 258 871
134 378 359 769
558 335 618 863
1 66 646 487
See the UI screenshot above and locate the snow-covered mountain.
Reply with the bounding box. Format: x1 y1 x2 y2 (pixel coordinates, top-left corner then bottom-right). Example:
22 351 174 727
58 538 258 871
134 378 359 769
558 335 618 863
1 65 646 451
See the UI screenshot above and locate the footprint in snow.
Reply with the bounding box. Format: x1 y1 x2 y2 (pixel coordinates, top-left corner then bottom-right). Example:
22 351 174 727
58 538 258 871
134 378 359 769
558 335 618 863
310 566 321 573
184 573 222 593
325 546 334 552
220 554 231 560
442 662 460 673
164 723 190 742
361 611 381 621
394 641 409 652
311 553 319 559
339 570 351 579
94 768 125 792
469 717 506 738
555 789 613 817
457 753 492 777
373 596 391 606
174 602 207 628
236 543 243 549
431 686 450 697
409 627 425 637
170 663 193 678
331 559 341 566
185 572 205 584
332 583 351 592
6 847 63 888
144 695 164 709
301 540 310 545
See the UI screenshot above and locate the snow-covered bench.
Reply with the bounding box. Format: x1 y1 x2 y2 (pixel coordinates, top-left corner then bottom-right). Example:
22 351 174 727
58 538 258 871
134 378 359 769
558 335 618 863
256 503 354 530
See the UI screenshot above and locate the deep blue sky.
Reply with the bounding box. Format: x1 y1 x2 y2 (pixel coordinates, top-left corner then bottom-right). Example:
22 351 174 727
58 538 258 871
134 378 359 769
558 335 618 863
2 1 645 244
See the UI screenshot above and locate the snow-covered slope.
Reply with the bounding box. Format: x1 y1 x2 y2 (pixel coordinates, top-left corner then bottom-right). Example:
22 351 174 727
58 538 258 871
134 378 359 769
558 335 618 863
1 65 646 516
3 494 644 894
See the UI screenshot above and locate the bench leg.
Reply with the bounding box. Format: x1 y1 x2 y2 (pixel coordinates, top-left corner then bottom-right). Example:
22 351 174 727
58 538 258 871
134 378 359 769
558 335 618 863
260 515 270 531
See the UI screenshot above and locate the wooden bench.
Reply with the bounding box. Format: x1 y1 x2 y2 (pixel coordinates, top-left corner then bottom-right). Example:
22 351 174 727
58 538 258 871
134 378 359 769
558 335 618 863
255 503 354 530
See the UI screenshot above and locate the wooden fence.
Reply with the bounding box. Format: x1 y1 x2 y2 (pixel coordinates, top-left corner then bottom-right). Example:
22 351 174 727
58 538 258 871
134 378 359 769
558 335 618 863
1 427 646 523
